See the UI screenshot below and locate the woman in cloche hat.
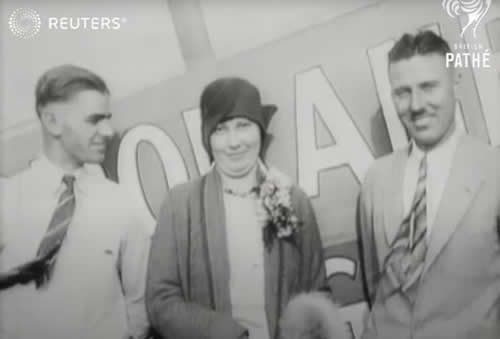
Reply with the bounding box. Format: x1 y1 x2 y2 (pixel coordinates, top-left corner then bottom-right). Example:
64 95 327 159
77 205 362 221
146 77 347 339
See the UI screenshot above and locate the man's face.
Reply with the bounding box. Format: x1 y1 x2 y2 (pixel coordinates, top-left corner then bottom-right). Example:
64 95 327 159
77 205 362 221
389 53 456 150
46 90 114 167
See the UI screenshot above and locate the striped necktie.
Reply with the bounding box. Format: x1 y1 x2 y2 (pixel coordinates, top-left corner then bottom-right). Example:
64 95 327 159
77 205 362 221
383 155 427 300
0 175 76 290
35 174 76 288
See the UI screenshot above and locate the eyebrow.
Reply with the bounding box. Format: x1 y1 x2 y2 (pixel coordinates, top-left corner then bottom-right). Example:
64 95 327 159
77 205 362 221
420 80 439 87
393 86 409 94
85 112 112 121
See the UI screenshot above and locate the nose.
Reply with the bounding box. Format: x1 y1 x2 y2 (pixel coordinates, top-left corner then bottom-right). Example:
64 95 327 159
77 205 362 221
227 129 241 149
410 89 424 112
98 119 115 138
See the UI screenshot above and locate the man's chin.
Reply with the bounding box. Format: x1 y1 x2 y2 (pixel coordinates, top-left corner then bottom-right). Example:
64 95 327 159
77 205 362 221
413 136 439 150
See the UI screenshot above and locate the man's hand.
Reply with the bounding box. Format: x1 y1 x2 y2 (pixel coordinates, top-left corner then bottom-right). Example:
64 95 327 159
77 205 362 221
0 245 59 290
15 258 47 285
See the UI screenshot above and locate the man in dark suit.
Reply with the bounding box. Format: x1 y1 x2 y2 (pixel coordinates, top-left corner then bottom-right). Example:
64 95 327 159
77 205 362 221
359 30 500 339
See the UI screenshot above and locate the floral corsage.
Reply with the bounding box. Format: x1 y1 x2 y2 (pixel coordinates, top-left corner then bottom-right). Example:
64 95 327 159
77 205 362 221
256 163 302 249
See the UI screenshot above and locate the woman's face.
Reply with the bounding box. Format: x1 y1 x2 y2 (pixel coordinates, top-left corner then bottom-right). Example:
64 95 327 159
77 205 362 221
210 117 261 179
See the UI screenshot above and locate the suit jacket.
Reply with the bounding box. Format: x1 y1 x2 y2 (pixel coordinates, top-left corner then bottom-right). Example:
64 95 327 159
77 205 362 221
146 169 325 339
358 135 500 339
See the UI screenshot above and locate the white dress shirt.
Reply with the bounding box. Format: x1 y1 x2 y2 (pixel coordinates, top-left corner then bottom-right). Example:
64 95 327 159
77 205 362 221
403 128 462 240
0 155 150 339
223 192 269 339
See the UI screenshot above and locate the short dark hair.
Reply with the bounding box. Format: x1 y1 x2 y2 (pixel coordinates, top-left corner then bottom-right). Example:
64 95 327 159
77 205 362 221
35 64 109 118
388 30 451 64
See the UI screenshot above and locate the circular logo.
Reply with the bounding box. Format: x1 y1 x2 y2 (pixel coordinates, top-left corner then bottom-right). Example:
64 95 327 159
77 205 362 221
8 8 41 39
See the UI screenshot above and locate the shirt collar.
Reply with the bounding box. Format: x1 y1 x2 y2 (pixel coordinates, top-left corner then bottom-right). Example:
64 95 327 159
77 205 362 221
409 125 462 162
31 155 90 196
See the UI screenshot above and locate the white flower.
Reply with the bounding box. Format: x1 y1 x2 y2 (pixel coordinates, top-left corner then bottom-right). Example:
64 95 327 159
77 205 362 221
260 181 276 196
277 226 293 238
263 196 273 209
276 189 291 208
255 199 270 228
256 164 300 245
267 167 292 189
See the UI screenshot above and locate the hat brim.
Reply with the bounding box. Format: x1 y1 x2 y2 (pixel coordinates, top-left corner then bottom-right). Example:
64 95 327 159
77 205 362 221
262 104 277 127
262 104 277 115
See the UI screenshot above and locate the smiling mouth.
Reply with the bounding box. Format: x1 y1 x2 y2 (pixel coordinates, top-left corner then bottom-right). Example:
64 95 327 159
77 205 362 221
227 152 246 159
410 114 432 126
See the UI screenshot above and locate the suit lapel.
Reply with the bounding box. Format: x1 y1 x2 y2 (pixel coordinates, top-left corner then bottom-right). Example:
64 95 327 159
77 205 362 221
202 170 231 312
383 149 408 246
423 136 484 275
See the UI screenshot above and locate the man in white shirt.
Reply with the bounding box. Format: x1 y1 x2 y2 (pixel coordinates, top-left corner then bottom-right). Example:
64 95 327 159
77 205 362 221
358 31 500 339
0 65 150 339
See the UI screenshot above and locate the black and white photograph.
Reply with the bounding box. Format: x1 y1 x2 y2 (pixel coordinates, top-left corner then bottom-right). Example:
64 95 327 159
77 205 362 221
1 0 500 338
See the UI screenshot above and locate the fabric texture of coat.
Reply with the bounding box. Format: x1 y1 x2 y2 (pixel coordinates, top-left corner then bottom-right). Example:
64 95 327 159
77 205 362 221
358 135 500 339
146 169 326 339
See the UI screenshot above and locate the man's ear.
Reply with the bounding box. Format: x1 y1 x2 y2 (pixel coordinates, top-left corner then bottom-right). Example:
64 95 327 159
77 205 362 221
40 109 62 137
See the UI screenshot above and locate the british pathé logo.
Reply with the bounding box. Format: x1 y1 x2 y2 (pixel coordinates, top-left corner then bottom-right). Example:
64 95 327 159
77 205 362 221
442 0 491 38
446 42 491 68
8 8 41 39
442 0 492 68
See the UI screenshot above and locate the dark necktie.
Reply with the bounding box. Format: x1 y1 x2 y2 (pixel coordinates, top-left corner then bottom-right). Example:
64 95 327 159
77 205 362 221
383 155 428 300
35 174 76 288
0 175 76 290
